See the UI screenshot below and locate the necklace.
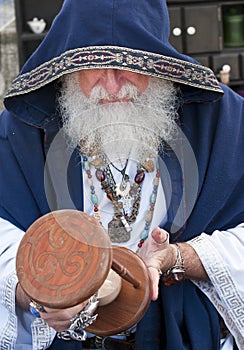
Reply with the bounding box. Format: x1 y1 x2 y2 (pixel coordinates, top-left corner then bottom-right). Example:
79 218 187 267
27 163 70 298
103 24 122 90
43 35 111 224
109 158 129 176
82 155 160 247
102 163 145 220
104 158 131 198
97 159 144 243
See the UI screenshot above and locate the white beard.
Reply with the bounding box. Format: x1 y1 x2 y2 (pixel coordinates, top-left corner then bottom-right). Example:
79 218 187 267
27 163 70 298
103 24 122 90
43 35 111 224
58 72 179 163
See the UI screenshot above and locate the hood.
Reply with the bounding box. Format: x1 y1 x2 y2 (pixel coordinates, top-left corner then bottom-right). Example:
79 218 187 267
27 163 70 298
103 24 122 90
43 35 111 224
4 0 223 124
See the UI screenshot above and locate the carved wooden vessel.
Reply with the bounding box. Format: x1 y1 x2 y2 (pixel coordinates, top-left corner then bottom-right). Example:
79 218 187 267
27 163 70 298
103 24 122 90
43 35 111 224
16 209 151 335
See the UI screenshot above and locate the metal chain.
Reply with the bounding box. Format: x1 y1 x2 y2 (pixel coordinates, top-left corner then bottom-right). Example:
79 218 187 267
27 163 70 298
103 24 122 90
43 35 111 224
57 294 99 342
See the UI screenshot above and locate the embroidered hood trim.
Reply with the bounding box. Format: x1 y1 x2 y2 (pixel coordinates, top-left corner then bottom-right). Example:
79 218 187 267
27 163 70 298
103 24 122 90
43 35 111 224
6 45 222 97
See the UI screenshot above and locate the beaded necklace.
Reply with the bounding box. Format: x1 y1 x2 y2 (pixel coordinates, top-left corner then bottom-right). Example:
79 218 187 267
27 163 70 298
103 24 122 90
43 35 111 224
82 155 160 248
102 162 145 222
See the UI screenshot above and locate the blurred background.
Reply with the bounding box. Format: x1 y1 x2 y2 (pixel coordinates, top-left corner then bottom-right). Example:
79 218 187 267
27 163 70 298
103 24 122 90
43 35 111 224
0 0 17 109
0 0 244 110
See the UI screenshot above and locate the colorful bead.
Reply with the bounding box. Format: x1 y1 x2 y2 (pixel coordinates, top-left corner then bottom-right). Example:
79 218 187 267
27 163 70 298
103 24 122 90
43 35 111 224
140 229 149 240
145 210 153 223
150 193 157 204
141 159 154 172
83 161 90 171
90 157 104 167
93 212 102 221
106 191 114 201
135 170 145 184
153 177 160 186
95 169 105 182
91 194 98 204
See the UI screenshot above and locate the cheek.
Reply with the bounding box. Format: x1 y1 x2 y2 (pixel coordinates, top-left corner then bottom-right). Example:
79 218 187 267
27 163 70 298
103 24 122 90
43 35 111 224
77 70 100 97
127 73 150 93
77 74 91 97
138 76 150 93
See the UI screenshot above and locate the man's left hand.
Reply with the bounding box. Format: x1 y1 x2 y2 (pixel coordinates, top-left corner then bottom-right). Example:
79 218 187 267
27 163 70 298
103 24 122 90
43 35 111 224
137 227 176 300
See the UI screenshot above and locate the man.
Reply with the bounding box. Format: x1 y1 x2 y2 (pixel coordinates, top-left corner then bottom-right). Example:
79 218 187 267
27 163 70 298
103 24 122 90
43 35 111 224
0 0 243 349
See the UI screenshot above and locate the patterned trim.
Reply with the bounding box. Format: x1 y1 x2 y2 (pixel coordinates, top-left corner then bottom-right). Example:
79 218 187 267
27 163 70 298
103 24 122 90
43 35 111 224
0 273 18 350
189 235 244 350
6 45 223 97
32 318 55 350
0 272 54 350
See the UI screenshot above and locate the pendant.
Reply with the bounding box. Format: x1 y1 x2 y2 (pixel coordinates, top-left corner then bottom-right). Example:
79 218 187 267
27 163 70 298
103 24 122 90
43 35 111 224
115 180 131 197
119 195 133 215
108 217 132 243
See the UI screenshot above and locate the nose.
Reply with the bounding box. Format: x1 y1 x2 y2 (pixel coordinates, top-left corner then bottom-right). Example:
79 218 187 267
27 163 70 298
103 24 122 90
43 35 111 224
101 69 124 95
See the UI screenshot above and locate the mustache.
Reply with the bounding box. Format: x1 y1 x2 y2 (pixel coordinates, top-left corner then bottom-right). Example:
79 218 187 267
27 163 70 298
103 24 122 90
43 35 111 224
88 84 140 104
58 73 179 162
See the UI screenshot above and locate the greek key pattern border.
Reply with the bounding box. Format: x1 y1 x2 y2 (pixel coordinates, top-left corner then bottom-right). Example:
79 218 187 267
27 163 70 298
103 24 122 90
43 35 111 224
6 46 223 97
0 273 18 350
32 318 55 350
189 234 244 349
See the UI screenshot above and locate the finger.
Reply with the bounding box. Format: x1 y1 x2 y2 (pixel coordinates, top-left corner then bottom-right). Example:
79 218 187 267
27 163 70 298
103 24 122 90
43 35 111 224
42 301 87 321
148 266 160 301
40 309 76 332
42 317 70 332
151 227 169 246
41 309 73 322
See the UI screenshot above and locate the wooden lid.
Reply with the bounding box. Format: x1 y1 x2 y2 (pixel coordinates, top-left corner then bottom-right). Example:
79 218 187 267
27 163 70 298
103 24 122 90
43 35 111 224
87 246 152 336
16 210 112 308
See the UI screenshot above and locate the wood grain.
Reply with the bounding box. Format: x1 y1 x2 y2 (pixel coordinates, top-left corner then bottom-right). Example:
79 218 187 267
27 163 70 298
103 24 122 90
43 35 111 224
16 210 112 308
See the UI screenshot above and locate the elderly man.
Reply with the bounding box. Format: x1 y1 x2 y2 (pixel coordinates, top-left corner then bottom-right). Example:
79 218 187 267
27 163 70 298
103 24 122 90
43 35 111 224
0 0 243 349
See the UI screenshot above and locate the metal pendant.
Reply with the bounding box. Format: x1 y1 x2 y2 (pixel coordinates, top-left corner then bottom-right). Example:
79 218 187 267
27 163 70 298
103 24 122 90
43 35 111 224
108 217 131 243
119 195 133 216
115 181 131 197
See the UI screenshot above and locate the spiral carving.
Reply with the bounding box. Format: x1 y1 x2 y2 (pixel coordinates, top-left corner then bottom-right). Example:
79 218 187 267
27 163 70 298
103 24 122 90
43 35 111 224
16 210 112 308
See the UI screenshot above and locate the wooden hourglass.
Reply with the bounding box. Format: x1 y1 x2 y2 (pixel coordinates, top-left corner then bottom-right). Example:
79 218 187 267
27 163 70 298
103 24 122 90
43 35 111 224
16 209 152 336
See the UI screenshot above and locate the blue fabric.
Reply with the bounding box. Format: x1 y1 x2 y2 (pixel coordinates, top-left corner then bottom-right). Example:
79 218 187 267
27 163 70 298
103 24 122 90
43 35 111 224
47 336 81 350
136 282 220 350
18 0 197 75
0 0 243 349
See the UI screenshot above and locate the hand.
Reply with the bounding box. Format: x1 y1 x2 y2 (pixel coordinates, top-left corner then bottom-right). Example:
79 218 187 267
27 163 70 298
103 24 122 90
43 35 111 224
16 282 88 332
16 283 31 311
138 227 176 300
39 301 88 332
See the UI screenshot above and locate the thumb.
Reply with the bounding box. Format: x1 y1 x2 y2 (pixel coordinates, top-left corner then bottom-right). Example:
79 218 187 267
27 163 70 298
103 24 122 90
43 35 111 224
151 227 169 246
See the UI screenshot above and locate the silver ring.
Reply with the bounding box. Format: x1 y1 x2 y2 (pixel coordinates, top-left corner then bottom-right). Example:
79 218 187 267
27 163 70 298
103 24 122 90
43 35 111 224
29 300 46 317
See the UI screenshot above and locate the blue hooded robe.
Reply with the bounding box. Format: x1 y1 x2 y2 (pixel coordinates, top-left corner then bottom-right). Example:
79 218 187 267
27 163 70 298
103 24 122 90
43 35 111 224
1 0 244 349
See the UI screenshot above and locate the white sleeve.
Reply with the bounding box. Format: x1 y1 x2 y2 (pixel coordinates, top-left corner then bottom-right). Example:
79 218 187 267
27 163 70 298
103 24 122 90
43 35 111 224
188 224 244 350
0 218 55 350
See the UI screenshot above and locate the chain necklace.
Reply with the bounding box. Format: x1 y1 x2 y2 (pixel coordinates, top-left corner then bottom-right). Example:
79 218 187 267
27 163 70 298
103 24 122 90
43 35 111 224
102 162 145 221
82 155 160 246
92 156 143 242
109 158 129 176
